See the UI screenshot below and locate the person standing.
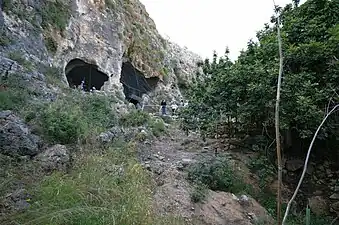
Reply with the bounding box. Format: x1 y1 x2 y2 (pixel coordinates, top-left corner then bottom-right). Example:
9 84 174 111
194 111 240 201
160 100 167 115
171 102 178 115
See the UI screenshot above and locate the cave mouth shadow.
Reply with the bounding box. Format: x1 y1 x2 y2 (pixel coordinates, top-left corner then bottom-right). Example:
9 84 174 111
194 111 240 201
65 58 109 91
120 61 159 105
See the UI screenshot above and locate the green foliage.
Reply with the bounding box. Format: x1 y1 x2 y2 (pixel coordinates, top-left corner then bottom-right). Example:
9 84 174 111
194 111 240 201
40 0 71 32
248 155 276 188
183 0 339 154
10 142 180 225
105 0 116 10
190 182 208 203
44 35 58 53
41 102 86 144
0 75 31 111
1 0 11 12
40 91 117 144
187 155 248 194
8 51 33 71
41 65 64 86
148 118 166 137
120 110 151 127
0 31 12 46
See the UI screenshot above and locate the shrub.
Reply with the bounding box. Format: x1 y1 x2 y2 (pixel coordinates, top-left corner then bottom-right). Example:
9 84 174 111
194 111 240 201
119 110 150 127
148 118 166 137
187 155 248 194
190 182 208 203
44 35 58 53
40 0 71 32
0 75 30 111
81 94 117 129
41 102 87 144
0 31 12 46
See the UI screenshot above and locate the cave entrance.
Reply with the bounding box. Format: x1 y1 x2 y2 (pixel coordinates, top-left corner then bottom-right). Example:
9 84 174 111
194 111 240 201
120 61 159 106
65 58 109 91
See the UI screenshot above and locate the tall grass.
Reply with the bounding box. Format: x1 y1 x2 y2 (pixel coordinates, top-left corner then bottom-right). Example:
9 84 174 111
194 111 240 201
7 141 185 225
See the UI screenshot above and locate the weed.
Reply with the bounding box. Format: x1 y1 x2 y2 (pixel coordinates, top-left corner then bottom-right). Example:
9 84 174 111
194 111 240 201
40 0 71 32
44 35 58 53
148 118 166 137
119 110 150 127
0 75 31 111
41 65 64 86
8 51 33 71
190 182 208 203
0 31 12 46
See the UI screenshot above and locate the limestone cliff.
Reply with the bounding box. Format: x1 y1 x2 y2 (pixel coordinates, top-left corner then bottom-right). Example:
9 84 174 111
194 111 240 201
0 0 202 104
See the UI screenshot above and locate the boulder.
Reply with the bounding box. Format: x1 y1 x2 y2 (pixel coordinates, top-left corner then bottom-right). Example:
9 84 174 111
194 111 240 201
308 195 329 216
285 159 304 172
0 110 42 157
196 191 273 225
35 144 70 172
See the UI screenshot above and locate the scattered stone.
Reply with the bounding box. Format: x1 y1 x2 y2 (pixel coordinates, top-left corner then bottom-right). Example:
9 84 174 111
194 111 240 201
0 110 42 157
308 196 329 216
196 191 273 225
4 188 31 211
35 144 70 172
330 193 339 200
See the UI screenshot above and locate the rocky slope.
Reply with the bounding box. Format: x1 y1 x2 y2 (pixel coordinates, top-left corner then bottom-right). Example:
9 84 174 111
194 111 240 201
0 0 202 103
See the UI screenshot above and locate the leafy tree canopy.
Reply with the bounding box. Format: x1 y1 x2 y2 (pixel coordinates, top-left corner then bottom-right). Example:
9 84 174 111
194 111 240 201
182 0 339 154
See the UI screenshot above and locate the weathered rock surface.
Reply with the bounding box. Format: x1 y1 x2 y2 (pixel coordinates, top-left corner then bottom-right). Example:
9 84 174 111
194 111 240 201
35 144 70 172
308 195 329 216
0 110 42 157
1 0 201 104
196 191 273 225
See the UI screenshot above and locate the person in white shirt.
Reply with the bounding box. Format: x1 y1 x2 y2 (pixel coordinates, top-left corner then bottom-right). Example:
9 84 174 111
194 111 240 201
171 102 178 114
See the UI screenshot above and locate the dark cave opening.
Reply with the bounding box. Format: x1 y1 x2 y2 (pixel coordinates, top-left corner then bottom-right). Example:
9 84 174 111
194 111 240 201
65 58 109 91
120 61 159 104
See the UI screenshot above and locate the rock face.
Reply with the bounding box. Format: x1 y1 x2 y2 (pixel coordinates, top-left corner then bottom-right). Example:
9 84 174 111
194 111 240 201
0 110 42 157
35 144 70 172
0 0 201 104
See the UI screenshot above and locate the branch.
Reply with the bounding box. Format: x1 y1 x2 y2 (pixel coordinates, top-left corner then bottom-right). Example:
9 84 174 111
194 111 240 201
282 104 339 224
273 3 284 224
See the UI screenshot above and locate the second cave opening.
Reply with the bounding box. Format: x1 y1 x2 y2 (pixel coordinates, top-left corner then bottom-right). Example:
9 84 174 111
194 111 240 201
120 61 159 105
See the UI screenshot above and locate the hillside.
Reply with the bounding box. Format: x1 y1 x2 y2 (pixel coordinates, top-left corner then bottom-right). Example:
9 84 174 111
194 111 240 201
1 0 339 225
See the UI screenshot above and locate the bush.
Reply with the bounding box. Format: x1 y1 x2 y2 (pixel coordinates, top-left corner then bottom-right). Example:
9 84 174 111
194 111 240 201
0 75 31 111
148 118 166 137
190 182 208 203
40 91 117 144
40 0 71 32
41 102 87 144
119 110 150 127
187 155 248 194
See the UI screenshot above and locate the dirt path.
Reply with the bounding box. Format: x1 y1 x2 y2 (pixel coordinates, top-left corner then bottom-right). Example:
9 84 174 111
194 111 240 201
137 121 273 225
137 122 216 222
